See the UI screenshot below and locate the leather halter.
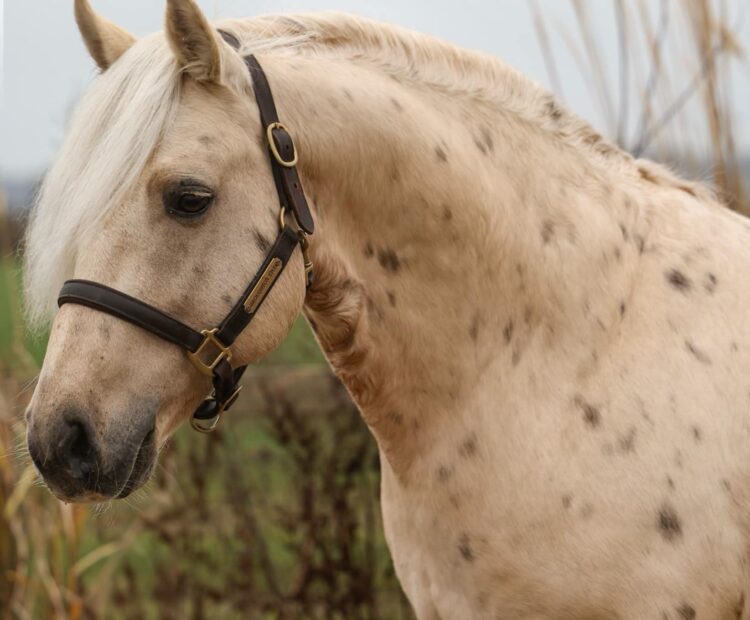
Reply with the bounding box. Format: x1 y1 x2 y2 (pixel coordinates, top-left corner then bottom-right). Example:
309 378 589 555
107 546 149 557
57 31 314 433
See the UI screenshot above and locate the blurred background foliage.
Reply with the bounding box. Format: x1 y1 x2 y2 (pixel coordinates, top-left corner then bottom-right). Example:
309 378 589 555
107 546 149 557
1 0 749 618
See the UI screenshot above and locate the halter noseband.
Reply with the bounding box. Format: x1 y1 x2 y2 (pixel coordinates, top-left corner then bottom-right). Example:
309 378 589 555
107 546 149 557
57 31 314 433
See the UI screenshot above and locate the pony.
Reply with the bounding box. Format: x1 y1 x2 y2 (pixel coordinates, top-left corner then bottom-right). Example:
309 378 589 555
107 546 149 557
24 1 750 617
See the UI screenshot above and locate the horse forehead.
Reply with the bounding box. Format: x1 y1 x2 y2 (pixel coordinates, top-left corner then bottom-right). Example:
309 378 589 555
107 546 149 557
171 80 253 137
153 101 258 171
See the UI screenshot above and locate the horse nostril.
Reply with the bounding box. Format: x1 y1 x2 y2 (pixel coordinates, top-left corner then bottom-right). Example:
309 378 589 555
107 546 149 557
58 419 96 480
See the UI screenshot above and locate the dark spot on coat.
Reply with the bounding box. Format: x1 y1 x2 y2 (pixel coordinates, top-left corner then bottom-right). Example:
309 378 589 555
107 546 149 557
685 340 711 365
734 593 745 619
511 347 522 366
435 145 448 163
562 494 572 509
503 320 514 344
575 396 602 428
437 465 454 482
667 476 675 490
546 99 563 121
469 313 481 342
254 230 271 253
541 220 554 244
377 248 401 273
619 222 629 241
676 603 696 620
666 269 692 291
658 504 683 542
442 206 453 221
473 136 487 155
619 302 626 317
221 293 232 306
389 164 400 183
634 234 645 254
198 134 216 146
364 241 374 258
390 97 403 112
691 426 702 442
459 434 478 458
639 166 658 183
479 126 494 153
343 88 354 101
386 290 396 307
704 272 717 293
458 533 475 562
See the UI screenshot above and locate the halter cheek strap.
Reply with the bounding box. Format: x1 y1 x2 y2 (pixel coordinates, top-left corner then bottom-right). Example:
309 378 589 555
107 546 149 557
57 35 314 433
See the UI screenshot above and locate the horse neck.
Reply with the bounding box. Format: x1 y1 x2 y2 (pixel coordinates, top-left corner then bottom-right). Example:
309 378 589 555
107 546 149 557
263 52 646 475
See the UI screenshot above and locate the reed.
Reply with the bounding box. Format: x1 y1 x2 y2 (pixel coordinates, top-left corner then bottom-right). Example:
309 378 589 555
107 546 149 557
531 0 748 213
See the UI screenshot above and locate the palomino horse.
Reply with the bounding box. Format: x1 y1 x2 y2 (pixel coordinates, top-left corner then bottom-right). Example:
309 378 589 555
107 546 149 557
23 1 750 618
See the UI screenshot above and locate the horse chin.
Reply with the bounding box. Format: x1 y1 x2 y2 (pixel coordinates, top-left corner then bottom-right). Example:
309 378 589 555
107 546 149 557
114 429 157 499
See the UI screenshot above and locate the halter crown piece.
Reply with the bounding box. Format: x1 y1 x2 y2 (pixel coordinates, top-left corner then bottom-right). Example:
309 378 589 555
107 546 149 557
57 31 315 433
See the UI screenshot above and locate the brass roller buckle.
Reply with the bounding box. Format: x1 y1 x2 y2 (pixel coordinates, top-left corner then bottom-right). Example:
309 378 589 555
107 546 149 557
266 122 298 168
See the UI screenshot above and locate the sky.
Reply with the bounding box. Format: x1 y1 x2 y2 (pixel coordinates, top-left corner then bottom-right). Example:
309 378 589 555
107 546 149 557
1 0 749 180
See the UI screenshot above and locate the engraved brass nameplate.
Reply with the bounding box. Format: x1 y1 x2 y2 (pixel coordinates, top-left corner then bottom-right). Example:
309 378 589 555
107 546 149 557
243 257 283 314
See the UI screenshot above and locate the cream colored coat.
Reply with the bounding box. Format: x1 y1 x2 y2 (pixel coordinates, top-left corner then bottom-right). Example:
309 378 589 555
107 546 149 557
25 2 750 618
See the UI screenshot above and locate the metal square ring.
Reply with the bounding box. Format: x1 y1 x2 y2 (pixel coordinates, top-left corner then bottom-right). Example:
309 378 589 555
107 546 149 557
186 328 232 377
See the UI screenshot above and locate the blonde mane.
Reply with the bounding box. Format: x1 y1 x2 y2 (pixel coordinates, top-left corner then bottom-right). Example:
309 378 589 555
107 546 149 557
24 33 180 328
24 11 706 329
230 13 630 162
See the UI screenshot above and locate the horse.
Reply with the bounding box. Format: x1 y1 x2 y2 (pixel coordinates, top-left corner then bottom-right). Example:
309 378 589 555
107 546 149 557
22 1 750 618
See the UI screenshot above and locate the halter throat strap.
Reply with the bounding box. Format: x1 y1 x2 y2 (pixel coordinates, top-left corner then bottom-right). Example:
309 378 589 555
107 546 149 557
57 38 314 432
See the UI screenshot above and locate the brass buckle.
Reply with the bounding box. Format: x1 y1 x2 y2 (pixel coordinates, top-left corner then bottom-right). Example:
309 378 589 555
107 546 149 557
186 328 232 377
190 387 242 433
266 122 298 168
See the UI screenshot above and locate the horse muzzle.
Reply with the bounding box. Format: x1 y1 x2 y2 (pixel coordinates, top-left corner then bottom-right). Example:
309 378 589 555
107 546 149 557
26 406 156 501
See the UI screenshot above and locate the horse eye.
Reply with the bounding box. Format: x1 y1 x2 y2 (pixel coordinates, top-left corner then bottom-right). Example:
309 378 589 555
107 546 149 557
178 192 212 214
164 184 214 218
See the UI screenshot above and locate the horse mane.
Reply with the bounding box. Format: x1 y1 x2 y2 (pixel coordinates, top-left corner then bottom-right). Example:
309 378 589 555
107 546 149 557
227 12 712 200
24 33 180 329
229 13 630 160
24 11 711 328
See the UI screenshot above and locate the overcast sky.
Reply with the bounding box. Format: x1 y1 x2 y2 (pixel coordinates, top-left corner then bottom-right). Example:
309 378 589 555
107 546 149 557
2 0 749 179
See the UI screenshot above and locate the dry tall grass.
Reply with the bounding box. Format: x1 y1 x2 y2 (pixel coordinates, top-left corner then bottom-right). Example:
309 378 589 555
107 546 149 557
532 0 748 212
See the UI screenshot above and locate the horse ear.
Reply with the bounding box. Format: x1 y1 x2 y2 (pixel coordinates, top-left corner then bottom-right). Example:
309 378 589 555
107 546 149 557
74 0 136 71
165 0 222 83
